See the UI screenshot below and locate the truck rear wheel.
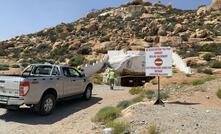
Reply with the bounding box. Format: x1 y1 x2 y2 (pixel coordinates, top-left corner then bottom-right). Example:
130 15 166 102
39 94 56 115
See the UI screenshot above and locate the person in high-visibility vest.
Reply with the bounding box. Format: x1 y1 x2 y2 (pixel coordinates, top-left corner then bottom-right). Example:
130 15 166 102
108 68 116 90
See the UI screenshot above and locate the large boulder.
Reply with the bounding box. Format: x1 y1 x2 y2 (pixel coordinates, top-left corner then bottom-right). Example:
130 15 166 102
197 6 208 15
92 41 112 53
68 39 81 50
159 36 182 47
85 21 98 32
173 24 187 34
129 39 151 50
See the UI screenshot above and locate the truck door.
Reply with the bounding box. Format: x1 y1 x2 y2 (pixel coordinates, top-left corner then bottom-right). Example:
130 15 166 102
68 68 85 94
62 67 84 96
51 66 64 98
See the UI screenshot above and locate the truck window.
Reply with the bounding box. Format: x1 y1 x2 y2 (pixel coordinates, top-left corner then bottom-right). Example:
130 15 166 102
32 66 52 75
69 68 81 77
62 67 80 77
52 67 60 76
22 65 34 76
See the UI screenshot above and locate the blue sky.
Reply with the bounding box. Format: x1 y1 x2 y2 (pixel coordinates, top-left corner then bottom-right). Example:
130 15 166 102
0 0 211 41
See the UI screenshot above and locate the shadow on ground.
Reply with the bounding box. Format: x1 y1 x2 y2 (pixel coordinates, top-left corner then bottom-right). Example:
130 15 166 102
166 101 200 105
0 96 102 125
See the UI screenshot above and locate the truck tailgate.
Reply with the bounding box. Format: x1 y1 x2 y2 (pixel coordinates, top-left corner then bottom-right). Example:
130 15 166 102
0 76 24 97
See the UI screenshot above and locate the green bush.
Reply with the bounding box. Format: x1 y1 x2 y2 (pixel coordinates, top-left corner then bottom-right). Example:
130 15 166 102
216 89 221 99
92 106 121 123
48 34 58 42
199 43 221 55
145 90 155 99
131 95 144 103
160 91 170 100
117 100 132 109
173 68 177 73
192 80 204 86
77 46 91 55
177 49 198 58
107 121 129 134
202 53 215 61
197 67 213 75
129 87 144 95
204 76 216 81
11 64 20 68
50 46 68 60
210 60 221 68
0 48 8 56
36 43 52 53
0 64 10 71
21 62 29 68
68 54 85 67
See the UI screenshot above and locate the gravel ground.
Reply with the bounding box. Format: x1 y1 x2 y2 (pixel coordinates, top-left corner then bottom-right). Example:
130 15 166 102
120 102 221 134
0 85 133 134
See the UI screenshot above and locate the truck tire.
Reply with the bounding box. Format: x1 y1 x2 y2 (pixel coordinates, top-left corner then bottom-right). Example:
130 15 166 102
39 94 56 115
83 85 92 100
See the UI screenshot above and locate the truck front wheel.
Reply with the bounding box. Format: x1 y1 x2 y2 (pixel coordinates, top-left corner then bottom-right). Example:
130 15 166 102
83 85 92 100
39 94 56 115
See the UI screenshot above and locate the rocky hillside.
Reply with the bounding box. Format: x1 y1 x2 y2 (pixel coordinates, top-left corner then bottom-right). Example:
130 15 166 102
0 0 221 67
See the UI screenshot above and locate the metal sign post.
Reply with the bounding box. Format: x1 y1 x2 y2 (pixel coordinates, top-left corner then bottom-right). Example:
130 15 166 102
145 47 172 106
154 76 164 105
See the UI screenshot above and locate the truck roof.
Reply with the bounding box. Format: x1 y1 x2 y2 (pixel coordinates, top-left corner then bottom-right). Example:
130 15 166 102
30 63 71 68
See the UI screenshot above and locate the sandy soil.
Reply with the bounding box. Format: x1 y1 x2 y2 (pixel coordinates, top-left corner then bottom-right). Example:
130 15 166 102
0 85 133 134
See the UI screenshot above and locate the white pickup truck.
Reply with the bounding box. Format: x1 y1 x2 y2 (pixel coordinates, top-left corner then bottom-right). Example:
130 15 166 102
0 64 93 115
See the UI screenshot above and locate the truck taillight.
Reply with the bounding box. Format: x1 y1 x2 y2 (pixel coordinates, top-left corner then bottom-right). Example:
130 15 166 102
19 82 30 96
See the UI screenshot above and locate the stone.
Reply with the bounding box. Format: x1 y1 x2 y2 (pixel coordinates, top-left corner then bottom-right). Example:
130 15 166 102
159 36 182 47
92 41 112 53
129 39 150 47
86 22 98 32
52 42 61 49
197 6 208 15
196 29 208 38
144 36 154 43
141 13 156 19
213 69 221 74
173 23 187 34
68 39 81 50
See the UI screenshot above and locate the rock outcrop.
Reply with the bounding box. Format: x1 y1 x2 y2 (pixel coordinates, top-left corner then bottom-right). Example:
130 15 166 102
0 1 220 66
210 0 221 10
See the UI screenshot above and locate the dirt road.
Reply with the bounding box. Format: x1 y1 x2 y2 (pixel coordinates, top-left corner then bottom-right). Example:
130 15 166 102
0 85 133 134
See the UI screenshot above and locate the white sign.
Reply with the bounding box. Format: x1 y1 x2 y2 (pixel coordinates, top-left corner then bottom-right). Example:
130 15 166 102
145 47 172 76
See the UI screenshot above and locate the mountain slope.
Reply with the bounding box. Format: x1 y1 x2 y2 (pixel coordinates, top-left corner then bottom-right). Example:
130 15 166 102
0 0 221 67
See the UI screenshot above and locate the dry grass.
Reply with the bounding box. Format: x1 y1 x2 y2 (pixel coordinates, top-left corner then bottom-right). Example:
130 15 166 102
129 87 144 95
142 123 158 134
107 121 129 134
92 106 121 124
217 89 221 99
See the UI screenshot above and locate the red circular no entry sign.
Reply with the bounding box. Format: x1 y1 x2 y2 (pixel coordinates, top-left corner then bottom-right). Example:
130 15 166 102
155 58 163 66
